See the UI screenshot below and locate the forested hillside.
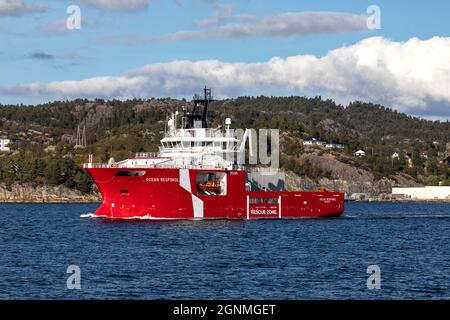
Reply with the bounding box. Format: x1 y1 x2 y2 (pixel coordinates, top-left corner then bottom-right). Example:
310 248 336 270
0 96 449 195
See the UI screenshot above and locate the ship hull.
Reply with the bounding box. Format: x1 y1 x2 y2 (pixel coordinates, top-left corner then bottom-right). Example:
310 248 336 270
85 167 345 220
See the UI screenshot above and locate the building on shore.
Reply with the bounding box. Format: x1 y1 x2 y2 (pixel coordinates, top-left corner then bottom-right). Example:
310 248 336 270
392 186 450 200
302 136 326 146
325 141 344 149
355 150 366 157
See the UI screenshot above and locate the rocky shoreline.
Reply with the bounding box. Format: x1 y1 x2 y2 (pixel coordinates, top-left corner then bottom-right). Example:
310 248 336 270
0 183 100 203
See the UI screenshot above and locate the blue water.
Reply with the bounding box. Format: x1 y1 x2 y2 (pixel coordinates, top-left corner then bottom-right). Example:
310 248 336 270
0 202 449 300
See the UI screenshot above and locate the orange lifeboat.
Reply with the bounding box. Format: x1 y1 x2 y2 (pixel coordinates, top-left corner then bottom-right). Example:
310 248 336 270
198 179 222 193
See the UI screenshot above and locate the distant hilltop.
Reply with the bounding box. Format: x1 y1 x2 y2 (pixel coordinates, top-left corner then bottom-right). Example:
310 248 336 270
0 96 449 201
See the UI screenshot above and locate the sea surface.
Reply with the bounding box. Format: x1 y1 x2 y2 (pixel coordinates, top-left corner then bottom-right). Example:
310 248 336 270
0 202 449 300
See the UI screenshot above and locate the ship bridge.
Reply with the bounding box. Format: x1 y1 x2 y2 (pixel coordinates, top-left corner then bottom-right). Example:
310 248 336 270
84 88 242 170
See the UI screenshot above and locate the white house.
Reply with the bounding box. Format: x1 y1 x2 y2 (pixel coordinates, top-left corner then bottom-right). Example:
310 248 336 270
0 139 10 152
355 150 366 157
303 137 326 146
392 152 400 159
326 142 344 149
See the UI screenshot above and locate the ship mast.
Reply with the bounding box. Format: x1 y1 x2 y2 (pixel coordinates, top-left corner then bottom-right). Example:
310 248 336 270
184 87 212 129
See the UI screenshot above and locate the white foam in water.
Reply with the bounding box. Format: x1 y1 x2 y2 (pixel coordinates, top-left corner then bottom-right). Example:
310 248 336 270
80 213 100 218
79 213 182 220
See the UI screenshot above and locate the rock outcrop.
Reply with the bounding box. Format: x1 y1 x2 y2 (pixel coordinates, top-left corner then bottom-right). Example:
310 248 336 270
285 152 421 195
0 183 100 203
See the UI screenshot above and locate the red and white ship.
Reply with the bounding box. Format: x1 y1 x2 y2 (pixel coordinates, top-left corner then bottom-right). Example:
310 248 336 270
83 89 344 220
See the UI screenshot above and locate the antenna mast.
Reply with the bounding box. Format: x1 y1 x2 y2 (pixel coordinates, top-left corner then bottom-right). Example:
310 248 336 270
184 87 213 129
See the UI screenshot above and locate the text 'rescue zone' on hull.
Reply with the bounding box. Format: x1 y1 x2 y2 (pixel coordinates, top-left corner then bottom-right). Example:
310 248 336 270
85 167 345 219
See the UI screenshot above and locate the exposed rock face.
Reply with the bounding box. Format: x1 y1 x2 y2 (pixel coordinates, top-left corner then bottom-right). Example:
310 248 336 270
285 171 420 195
285 153 421 195
0 183 100 203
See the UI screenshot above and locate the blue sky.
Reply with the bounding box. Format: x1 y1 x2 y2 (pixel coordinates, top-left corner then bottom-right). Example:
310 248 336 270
0 0 450 119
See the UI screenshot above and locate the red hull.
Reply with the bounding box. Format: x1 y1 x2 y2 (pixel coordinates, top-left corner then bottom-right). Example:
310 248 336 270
85 168 345 220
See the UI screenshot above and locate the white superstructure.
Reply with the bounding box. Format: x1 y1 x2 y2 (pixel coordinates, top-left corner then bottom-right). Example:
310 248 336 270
85 88 242 171
111 113 239 170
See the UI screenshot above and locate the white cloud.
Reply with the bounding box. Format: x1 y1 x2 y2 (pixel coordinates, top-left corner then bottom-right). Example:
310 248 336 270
0 0 46 16
193 2 255 27
2 37 450 118
37 16 94 36
82 0 149 12
109 11 369 44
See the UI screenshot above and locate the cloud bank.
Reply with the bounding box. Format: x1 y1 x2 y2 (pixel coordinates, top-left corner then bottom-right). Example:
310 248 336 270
193 2 255 27
110 11 369 44
1 37 450 118
26 52 54 60
0 0 46 16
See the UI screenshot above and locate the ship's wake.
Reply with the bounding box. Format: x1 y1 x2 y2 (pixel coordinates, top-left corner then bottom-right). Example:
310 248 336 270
79 213 182 220
80 213 101 218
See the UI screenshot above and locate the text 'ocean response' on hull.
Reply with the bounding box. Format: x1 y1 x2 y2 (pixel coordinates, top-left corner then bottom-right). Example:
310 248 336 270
83 88 344 219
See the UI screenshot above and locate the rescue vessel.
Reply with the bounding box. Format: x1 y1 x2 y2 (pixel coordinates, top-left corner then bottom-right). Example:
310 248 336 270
83 88 344 219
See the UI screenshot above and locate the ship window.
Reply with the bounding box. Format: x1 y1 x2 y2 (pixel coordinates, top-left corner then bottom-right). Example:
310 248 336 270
115 170 146 177
196 172 227 196
120 190 129 194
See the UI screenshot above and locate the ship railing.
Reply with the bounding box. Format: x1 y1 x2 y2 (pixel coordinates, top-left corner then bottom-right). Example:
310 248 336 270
83 162 244 171
248 167 280 173
83 163 110 168
135 152 159 158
